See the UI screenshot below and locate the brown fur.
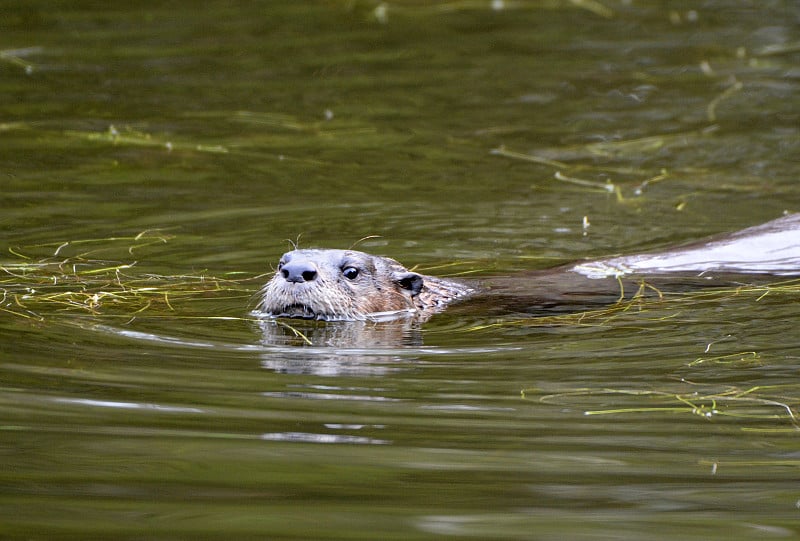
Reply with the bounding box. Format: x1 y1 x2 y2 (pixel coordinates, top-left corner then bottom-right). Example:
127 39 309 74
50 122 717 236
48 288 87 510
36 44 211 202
256 249 474 321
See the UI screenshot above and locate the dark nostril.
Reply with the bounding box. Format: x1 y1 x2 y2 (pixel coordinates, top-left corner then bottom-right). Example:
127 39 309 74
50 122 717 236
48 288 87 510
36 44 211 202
301 270 317 282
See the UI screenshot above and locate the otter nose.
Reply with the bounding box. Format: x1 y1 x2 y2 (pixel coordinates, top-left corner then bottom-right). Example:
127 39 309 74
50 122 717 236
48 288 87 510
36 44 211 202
281 260 318 283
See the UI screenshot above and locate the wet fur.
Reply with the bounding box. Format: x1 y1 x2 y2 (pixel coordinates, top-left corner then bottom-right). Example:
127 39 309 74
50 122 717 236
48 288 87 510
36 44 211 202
257 249 473 321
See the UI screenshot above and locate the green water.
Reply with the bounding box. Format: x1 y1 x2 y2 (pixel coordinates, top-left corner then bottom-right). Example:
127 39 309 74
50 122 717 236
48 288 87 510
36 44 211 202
2 1 800 539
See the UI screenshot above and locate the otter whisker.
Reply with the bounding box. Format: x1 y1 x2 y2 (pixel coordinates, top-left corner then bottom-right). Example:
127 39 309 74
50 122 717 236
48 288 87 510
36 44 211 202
349 235 382 250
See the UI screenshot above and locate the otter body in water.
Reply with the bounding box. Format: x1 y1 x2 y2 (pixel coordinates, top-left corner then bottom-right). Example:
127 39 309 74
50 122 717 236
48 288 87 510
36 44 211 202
256 213 800 321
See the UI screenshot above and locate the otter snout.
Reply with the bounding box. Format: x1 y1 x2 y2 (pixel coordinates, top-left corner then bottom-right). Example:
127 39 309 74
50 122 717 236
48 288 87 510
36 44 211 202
279 254 318 283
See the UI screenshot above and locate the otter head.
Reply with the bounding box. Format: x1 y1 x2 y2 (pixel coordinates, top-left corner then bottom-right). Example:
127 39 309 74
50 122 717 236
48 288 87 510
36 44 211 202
256 249 425 321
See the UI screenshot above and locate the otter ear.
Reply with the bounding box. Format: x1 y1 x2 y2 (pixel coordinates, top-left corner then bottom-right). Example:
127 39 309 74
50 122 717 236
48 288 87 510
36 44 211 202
393 272 424 296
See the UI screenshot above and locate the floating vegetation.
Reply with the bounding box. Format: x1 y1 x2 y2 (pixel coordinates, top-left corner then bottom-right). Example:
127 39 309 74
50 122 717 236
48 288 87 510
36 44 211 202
706 80 743 122
567 0 614 19
274 320 313 346
688 351 762 368
490 126 728 201
489 145 656 199
1 232 259 322
498 130 691 165
0 46 41 74
489 48 759 200
522 383 800 427
754 41 800 57
462 277 800 332
48 110 383 162
579 128 719 160
62 124 230 154
511 279 800 430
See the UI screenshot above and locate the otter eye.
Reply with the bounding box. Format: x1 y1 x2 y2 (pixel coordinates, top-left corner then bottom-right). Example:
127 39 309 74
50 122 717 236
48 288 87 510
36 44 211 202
342 266 359 280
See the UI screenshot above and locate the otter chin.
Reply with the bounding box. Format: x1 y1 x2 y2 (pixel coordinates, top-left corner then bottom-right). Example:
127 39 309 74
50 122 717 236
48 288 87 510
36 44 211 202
255 248 474 321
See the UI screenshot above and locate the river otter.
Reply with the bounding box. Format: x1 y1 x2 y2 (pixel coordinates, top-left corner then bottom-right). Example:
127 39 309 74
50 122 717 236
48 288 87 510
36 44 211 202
255 213 800 322
256 248 475 321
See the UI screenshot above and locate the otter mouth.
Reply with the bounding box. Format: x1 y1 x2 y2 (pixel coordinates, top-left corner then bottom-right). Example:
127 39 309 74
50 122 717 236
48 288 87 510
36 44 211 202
273 304 324 320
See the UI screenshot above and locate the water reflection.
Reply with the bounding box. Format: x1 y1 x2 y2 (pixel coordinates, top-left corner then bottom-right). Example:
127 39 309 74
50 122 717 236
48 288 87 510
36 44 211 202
255 317 424 348
262 388 401 402
260 432 389 445
89 318 424 376
255 317 422 375
52 397 204 414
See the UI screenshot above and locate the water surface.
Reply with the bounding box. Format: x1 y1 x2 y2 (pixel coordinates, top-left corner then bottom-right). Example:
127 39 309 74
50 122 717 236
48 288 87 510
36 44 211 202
2 1 800 539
